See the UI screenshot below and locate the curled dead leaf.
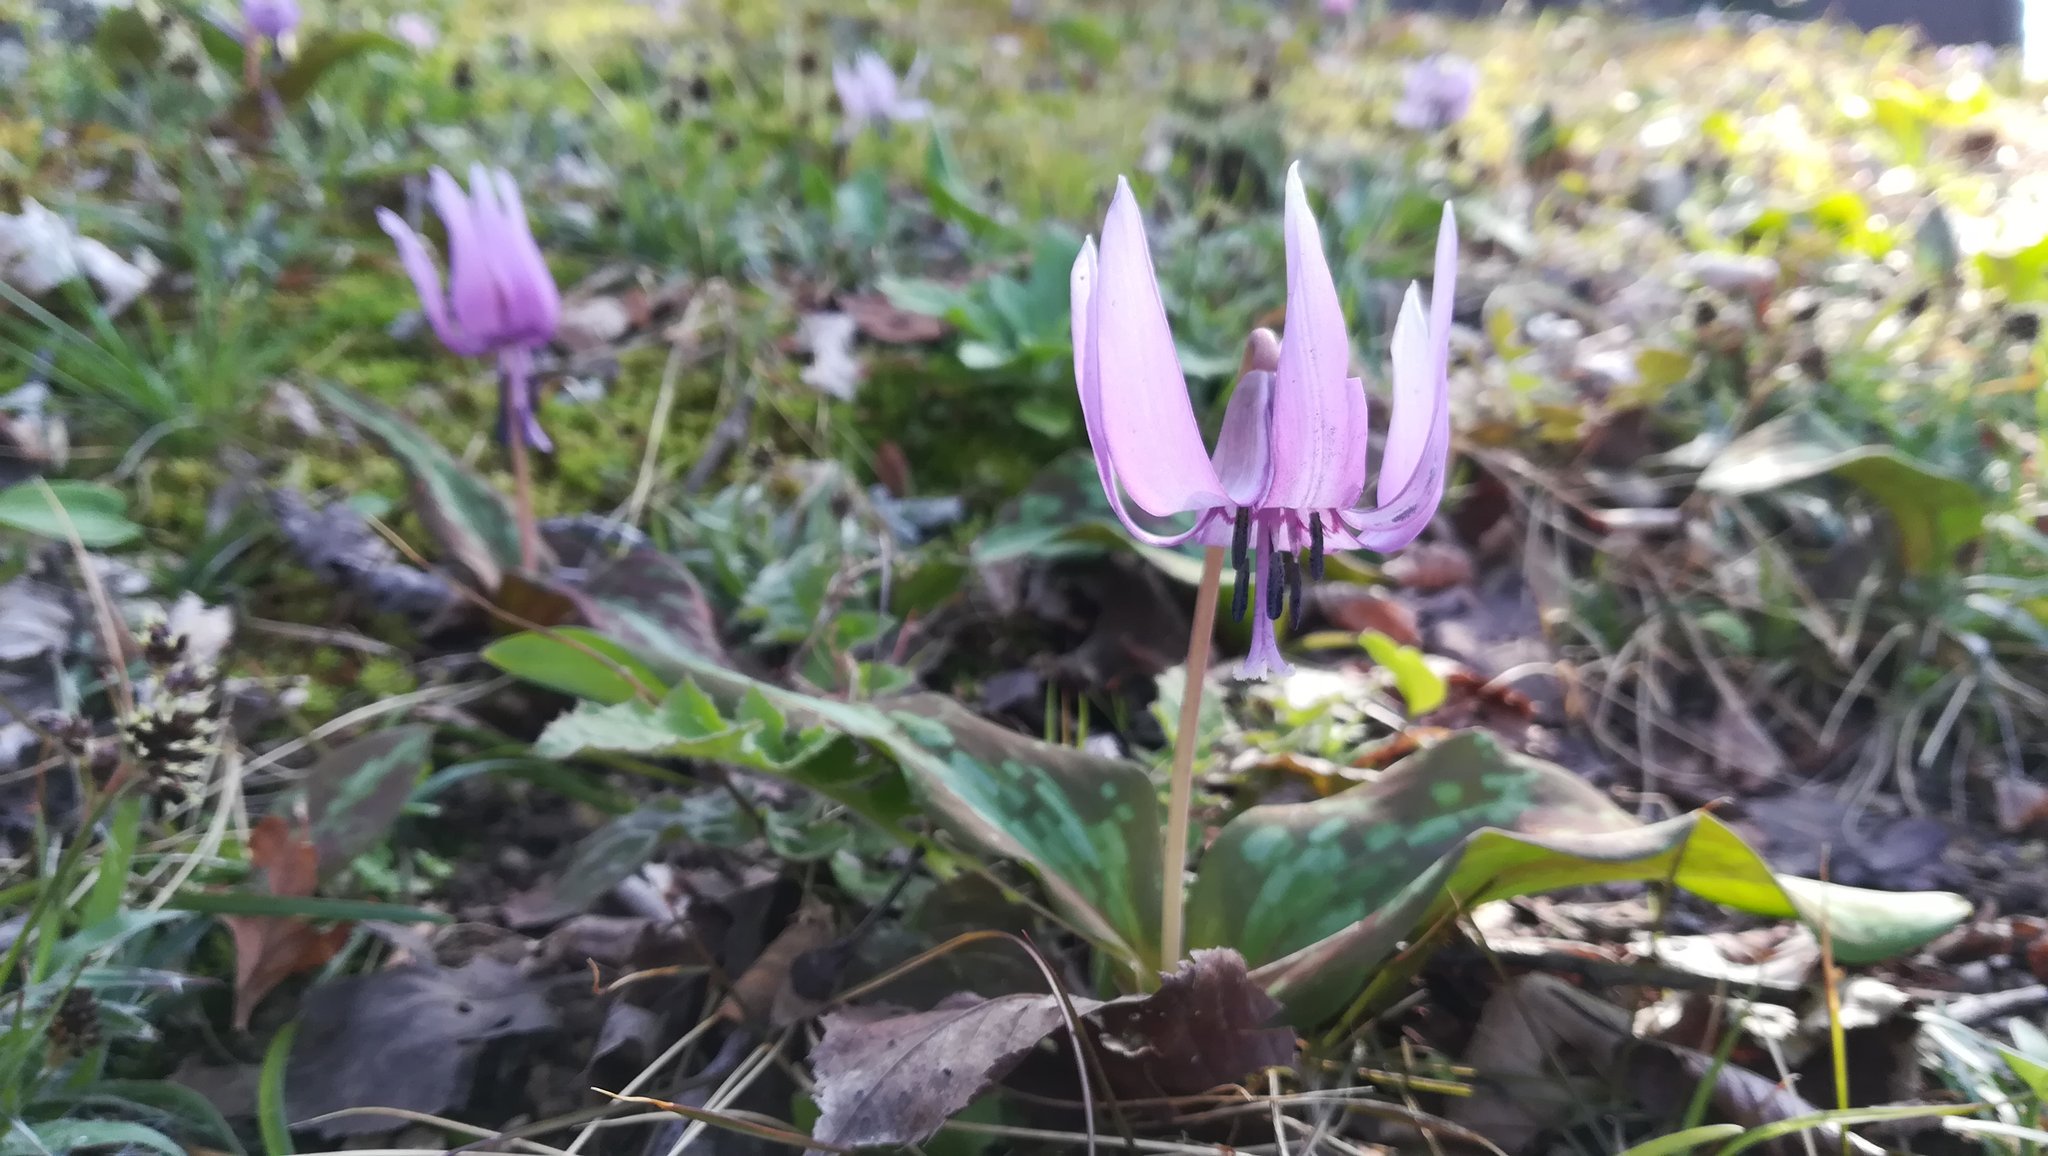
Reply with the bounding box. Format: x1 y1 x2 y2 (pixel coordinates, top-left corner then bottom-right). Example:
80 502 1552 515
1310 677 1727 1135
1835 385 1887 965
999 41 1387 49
715 898 836 1027
223 816 352 1030
286 929 556 1137
1453 975 1875 1156
1313 584 1421 647
808 949 1291 1149
1995 775 2048 834
843 294 949 345
1380 543 1475 592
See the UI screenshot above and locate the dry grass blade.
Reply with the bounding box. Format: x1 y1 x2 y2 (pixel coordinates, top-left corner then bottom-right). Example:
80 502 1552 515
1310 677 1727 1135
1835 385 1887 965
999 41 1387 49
601 1091 845 1151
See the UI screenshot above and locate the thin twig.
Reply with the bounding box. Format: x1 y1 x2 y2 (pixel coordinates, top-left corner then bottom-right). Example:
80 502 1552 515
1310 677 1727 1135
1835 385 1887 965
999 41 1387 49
561 1012 721 1154
620 341 688 527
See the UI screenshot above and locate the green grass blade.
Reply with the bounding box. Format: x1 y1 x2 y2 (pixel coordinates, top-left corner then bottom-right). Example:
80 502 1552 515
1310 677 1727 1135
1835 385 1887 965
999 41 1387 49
259 1021 298 1156
162 893 450 923
1616 1125 1744 1156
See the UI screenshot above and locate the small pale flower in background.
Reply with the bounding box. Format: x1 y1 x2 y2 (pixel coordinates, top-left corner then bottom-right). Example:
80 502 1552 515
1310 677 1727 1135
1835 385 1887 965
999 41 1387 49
832 51 932 134
1320 0 1358 15
1393 53 1478 133
389 12 439 50
241 0 300 43
377 166 562 453
1071 165 1457 678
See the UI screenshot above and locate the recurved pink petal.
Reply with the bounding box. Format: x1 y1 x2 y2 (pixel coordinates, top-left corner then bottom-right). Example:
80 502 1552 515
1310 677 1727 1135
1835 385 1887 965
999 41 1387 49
430 167 502 352
1376 284 1431 505
1430 203 1459 378
1267 164 1365 510
486 168 560 346
376 208 466 355
1210 370 1275 507
1087 177 1225 518
1074 234 1215 548
1342 202 1455 549
832 60 866 123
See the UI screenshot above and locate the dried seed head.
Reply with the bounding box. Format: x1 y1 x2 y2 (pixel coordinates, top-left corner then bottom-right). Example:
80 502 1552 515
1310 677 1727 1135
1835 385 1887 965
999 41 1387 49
48 988 101 1057
142 622 186 669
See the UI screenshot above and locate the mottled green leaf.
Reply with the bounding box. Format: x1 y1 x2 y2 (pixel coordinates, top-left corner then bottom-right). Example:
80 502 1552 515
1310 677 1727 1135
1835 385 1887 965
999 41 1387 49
576 544 732 669
483 627 668 706
0 479 143 547
1697 411 1984 575
317 383 528 591
530 626 1165 966
304 725 434 874
886 694 1164 967
1187 732 1970 1024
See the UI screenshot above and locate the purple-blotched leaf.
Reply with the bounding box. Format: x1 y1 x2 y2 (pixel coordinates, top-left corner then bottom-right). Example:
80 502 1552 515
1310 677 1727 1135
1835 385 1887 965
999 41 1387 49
316 383 536 591
304 725 435 876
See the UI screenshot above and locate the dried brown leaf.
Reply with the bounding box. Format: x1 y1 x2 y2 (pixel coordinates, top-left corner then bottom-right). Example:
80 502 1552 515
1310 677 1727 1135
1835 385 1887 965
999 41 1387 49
843 294 949 345
1314 584 1422 646
1455 975 1871 1156
286 943 555 1137
715 899 836 1027
1088 948 1297 1100
1995 776 2048 834
808 949 1292 1149
224 816 351 1029
811 991 1078 1149
1381 543 1475 591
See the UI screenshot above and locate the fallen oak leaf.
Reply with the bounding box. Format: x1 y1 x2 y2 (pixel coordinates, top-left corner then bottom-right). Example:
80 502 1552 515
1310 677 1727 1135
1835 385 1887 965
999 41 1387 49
1087 947 1296 1101
809 949 1290 1149
286 929 556 1137
1452 974 1883 1156
224 815 352 1029
810 991 1082 1149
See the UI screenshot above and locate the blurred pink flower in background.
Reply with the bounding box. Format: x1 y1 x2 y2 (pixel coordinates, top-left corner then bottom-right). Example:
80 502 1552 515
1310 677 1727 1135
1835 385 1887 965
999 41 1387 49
389 13 439 50
241 0 299 43
1393 53 1479 132
832 51 932 134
